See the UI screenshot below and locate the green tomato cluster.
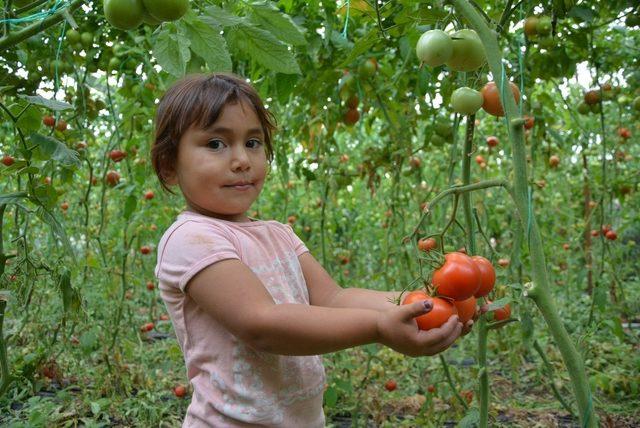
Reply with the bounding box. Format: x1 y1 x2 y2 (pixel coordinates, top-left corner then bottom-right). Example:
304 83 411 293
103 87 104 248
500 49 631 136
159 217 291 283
104 0 189 31
415 28 486 72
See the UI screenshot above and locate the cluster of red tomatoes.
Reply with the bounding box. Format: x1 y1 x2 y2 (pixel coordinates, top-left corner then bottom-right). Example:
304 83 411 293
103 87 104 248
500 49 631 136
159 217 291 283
402 249 510 330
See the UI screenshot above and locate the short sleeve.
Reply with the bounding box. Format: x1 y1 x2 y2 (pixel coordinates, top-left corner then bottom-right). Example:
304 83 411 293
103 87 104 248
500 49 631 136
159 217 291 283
156 220 240 293
283 223 309 256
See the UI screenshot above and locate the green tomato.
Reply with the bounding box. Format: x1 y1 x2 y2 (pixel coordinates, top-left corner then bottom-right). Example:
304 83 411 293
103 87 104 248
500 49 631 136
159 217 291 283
537 16 552 35
142 0 189 22
430 134 446 147
358 58 377 79
142 7 162 25
416 29 453 67
446 29 486 72
434 120 453 138
577 102 590 115
450 87 483 115
632 96 640 111
104 0 144 30
590 103 601 113
80 32 94 48
66 29 81 44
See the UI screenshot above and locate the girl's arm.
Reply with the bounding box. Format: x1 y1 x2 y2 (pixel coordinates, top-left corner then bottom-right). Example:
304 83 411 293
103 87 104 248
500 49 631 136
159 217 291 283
298 252 404 311
186 258 462 356
299 252 475 334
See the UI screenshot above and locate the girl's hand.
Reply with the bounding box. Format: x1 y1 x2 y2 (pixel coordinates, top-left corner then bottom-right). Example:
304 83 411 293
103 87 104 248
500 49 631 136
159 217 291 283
376 300 463 357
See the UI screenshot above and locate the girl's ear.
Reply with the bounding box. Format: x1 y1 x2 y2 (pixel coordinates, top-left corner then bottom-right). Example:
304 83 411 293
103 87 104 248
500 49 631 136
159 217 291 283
162 164 178 186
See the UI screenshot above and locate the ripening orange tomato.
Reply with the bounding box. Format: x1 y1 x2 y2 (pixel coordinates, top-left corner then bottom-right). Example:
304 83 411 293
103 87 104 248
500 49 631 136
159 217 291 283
471 255 495 297
453 296 477 324
481 81 520 117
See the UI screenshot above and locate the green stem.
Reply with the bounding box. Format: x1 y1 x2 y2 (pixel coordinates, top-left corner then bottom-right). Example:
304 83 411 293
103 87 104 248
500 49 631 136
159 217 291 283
0 0 85 51
439 354 469 410
0 296 9 396
450 1 597 426
533 340 576 417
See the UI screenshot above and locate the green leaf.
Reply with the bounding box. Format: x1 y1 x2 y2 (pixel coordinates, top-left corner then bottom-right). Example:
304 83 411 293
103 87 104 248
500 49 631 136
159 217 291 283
58 269 82 316
29 133 80 167
457 408 480 428
323 386 338 408
227 24 301 74
0 191 28 205
249 2 307 46
19 94 73 111
340 30 379 66
203 5 245 27
33 203 74 256
14 103 42 132
181 17 232 72
123 193 138 221
486 297 510 311
153 28 191 77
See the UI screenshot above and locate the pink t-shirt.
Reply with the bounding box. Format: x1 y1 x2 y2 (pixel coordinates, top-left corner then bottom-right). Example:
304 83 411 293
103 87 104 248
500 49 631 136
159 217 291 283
155 210 326 427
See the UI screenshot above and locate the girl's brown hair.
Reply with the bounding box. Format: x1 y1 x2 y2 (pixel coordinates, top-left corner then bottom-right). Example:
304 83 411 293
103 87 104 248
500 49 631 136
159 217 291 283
151 73 276 193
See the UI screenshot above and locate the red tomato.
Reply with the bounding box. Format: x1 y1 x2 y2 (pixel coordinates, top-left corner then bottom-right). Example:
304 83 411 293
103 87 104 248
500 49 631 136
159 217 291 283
427 385 436 393
617 127 631 139
144 190 154 200
471 256 496 297
2 155 15 166
105 170 121 187
173 385 187 398
605 230 617 241
418 237 437 252
432 252 481 301
384 379 397 391
43 115 56 127
497 258 510 268
140 322 154 332
402 291 458 330
590 229 599 237
55 120 67 132
140 245 152 255
453 296 477 324
146 281 155 290
109 150 127 162
486 136 499 147
481 81 520 117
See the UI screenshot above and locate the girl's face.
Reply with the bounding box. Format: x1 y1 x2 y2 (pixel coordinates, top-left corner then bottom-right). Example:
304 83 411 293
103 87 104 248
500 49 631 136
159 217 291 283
166 100 268 222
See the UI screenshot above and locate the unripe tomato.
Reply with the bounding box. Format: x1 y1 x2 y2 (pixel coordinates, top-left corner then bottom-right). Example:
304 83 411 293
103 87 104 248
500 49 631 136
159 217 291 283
416 29 453 67
384 379 397 392
143 0 189 22
536 16 552 35
523 16 539 37
481 81 520 117
446 29 485 72
471 256 495 297
417 237 437 252
358 58 378 79
2 155 15 166
104 0 144 30
450 87 483 116
402 291 457 330
432 252 481 301
173 385 187 398
453 296 477 324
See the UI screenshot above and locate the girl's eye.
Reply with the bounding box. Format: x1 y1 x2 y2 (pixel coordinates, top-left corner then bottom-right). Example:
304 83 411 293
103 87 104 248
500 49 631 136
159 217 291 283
247 139 263 148
207 139 225 150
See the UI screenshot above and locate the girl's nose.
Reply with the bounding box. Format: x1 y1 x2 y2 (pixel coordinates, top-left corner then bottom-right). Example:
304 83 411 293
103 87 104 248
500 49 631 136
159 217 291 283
230 146 250 171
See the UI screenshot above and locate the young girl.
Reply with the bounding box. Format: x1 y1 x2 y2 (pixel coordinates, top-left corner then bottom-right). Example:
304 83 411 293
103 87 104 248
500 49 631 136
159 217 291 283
152 73 466 427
